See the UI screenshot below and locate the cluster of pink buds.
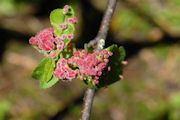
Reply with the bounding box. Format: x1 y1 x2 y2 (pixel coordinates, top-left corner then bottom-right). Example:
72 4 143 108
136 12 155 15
67 49 113 86
58 23 67 29
63 5 69 14
29 28 67 57
66 17 78 24
53 58 78 81
29 28 55 52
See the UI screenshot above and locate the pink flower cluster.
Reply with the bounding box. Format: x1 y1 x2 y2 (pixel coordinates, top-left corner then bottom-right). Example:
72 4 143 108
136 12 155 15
51 49 113 85
29 5 77 57
58 23 67 29
29 28 55 52
67 49 113 86
29 28 66 58
63 5 69 14
53 58 78 81
66 17 78 24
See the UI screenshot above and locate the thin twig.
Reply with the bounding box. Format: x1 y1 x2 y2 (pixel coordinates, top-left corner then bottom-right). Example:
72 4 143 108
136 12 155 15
81 0 117 120
81 88 95 120
87 0 117 50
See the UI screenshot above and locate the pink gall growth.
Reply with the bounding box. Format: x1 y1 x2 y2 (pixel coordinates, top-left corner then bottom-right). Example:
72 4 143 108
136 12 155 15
108 51 113 56
67 34 74 39
53 58 77 81
72 17 78 24
65 17 78 24
49 51 56 58
122 61 128 65
57 45 63 52
92 80 99 86
61 34 66 40
108 66 111 71
120 75 124 80
68 18 73 23
29 37 38 46
55 37 62 43
57 39 64 52
66 49 113 85
59 23 67 29
63 5 69 14
29 28 55 52
102 49 107 54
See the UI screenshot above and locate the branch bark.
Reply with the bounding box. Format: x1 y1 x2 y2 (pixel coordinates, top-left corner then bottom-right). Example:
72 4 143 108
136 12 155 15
81 0 117 120
81 88 95 120
87 0 117 50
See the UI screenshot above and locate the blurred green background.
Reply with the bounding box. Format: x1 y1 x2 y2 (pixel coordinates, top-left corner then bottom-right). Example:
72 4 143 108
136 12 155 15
0 0 180 120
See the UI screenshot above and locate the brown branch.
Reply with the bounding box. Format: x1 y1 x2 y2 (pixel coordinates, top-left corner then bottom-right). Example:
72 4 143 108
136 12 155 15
87 0 117 51
81 0 117 120
81 88 95 120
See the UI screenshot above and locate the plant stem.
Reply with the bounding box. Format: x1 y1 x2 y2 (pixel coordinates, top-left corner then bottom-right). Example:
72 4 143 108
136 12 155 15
81 0 117 120
80 88 95 120
87 0 117 50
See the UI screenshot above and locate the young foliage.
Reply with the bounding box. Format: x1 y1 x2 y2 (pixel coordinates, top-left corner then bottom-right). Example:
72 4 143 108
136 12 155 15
31 57 58 88
30 5 126 89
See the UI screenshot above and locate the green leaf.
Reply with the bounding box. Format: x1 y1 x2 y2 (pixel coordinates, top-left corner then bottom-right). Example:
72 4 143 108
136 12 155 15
31 57 55 82
97 45 126 88
50 9 65 37
40 75 59 89
32 57 59 89
50 9 65 26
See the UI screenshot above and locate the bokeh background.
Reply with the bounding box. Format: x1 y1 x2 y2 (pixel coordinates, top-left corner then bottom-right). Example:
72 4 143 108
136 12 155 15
0 0 180 120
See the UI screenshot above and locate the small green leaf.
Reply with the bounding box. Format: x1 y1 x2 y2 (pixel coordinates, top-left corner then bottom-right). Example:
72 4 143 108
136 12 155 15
97 45 126 88
50 9 65 26
50 9 65 37
31 57 55 82
40 75 59 89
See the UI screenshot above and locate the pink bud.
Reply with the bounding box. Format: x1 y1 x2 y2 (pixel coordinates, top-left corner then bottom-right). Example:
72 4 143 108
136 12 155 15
80 77 83 81
68 18 73 23
29 37 38 46
49 51 56 58
55 37 61 43
63 5 69 14
64 5 69 9
122 61 128 65
105 55 109 58
108 51 113 56
57 45 63 51
72 17 78 24
58 24 64 29
59 41 64 46
92 81 96 86
120 75 124 80
65 18 69 22
105 87 108 91
102 49 107 54
95 80 99 84
61 35 66 40
94 76 99 80
108 66 111 71
67 34 74 39
97 71 102 76
104 59 109 63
